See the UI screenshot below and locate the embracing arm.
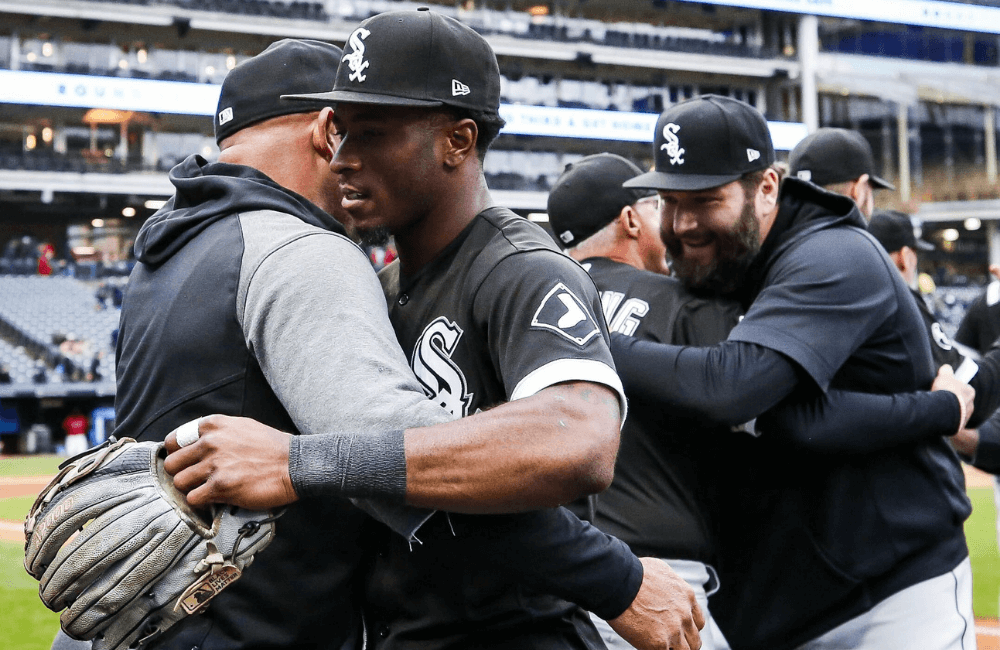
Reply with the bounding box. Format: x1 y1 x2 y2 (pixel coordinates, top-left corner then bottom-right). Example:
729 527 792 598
756 367 968 453
287 380 622 513
610 334 799 425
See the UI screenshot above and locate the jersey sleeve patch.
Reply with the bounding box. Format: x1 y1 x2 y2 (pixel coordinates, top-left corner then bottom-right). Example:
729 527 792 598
531 282 602 347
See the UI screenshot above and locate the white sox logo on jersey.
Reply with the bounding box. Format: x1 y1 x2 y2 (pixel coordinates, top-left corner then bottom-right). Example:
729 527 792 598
344 28 371 82
411 316 473 417
600 291 649 337
931 322 954 351
660 123 684 165
531 283 601 346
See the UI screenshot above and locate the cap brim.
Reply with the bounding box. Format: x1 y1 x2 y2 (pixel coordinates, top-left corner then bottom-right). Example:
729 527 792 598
868 174 896 191
915 238 934 251
281 90 444 108
623 170 743 192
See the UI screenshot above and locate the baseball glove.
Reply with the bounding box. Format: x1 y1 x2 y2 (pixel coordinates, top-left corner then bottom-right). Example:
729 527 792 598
24 437 279 650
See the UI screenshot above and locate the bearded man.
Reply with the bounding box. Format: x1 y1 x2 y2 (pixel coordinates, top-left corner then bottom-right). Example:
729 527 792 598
608 95 978 650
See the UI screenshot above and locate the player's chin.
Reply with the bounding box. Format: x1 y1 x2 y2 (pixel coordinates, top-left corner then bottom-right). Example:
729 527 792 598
347 223 392 248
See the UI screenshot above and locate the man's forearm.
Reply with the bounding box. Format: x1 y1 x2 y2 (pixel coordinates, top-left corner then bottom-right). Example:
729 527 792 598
610 335 799 425
449 508 643 620
758 389 960 453
289 381 622 513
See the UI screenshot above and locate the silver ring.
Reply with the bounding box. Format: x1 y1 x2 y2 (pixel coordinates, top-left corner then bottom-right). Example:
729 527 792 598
174 418 204 448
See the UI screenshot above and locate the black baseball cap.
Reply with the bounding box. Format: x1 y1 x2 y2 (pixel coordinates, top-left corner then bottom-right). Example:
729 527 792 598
547 154 656 249
868 209 933 253
283 9 501 118
789 128 895 190
624 95 775 192
215 39 343 144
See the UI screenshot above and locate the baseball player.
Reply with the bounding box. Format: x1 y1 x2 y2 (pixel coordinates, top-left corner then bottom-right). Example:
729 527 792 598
787 127 895 221
603 95 977 649
952 264 1000 472
108 36 694 650
160 10 704 650
547 153 742 650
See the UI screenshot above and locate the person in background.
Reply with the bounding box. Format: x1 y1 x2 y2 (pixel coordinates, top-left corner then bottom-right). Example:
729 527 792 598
787 127 895 221
548 152 741 650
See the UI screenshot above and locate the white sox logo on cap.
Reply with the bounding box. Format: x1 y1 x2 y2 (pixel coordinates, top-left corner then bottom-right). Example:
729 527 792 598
660 123 684 165
344 27 371 82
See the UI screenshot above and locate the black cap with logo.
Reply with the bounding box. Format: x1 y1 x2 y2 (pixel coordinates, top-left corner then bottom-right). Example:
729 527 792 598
547 153 656 249
215 39 343 144
868 209 933 254
624 95 775 192
283 8 501 118
788 128 895 190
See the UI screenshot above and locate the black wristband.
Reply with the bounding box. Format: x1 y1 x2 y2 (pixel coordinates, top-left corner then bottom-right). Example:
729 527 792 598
288 430 407 499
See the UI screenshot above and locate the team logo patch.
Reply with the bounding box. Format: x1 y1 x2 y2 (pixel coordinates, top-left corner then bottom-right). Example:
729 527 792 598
411 317 473 417
452 79 470 96
531 283 601 346
218 107 233 126
660 123 684 165
344 27 371 83
931 322 954 351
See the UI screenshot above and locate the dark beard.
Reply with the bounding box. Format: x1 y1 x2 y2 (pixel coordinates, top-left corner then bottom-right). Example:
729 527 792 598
668 197 760 296
347 224 392 248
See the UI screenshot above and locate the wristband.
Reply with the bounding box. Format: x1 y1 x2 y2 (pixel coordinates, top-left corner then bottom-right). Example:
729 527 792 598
288 430 407 499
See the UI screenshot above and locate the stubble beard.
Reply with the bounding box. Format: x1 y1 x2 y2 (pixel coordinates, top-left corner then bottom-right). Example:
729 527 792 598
347 223 392 249
668 197 761 295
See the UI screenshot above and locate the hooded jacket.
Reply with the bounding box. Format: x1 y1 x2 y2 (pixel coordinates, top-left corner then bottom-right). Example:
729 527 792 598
115 154 451 650
713 178 971 649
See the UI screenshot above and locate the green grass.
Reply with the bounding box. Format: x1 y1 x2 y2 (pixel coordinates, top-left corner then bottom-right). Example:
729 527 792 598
967 487 1000 619
0 496 35 522
0 540 60 650
0 456 61 478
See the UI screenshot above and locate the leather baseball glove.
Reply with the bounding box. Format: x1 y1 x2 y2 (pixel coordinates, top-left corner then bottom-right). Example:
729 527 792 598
24 437 279 650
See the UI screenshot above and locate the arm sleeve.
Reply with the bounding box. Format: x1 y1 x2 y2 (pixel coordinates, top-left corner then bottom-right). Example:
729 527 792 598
450 508 643 620
476 251 625 410
610 335 799 425
238 216 454 538
756 387 961 453
971 413 1000 475
954 294 987 351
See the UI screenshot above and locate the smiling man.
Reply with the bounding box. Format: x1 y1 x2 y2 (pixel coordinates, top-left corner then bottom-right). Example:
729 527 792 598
607 95 978 650
297 10 701 649
164 9 705 650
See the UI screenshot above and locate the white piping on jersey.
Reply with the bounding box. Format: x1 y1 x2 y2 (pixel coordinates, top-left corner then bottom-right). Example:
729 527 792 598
988 281 1000 307
954 355 980 383
510 358 628 427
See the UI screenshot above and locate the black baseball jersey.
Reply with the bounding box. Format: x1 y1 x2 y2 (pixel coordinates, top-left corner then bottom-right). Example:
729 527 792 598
911 288 975 373
956 281 1000 355
577 257 741 564
366 207 629 650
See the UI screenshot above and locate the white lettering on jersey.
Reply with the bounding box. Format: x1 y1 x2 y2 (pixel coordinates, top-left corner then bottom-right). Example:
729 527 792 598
531 283 601 346
600 291 650 337
411 317 473 417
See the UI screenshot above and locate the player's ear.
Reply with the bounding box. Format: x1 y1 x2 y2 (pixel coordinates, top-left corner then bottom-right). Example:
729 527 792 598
443 117 478 168
313 107 337 162
758 167 780 209
620 205 641 239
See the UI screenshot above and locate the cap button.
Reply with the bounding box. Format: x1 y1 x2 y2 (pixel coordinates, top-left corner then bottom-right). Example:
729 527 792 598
417 6 429 10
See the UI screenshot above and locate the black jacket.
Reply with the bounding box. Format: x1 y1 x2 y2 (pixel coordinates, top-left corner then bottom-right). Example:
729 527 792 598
116 155 366 650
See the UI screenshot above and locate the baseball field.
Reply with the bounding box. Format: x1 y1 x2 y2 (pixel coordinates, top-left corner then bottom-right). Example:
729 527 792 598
0 455 998 649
